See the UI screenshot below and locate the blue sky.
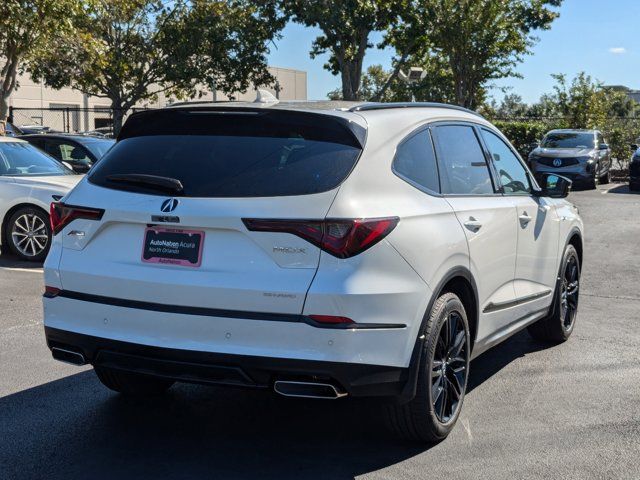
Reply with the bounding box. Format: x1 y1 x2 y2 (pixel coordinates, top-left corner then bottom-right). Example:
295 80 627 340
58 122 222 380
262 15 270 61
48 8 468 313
267 0 640 103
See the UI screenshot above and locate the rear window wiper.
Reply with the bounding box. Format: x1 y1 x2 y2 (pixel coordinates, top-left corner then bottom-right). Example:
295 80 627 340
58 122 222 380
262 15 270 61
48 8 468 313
105 174 184 195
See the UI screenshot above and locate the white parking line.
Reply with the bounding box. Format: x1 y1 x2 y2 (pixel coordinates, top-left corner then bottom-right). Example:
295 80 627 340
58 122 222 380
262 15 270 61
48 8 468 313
0 267 43 273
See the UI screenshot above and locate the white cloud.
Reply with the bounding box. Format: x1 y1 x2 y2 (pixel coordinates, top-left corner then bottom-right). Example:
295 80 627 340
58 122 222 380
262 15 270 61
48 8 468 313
609 47 627 54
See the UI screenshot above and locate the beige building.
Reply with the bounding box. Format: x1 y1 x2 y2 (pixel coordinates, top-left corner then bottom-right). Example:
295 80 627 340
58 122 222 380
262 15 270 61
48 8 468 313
8 66 307 132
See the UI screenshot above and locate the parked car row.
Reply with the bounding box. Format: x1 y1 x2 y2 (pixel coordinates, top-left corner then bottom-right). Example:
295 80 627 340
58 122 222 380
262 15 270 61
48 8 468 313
19 134 115 173
0 136 82 261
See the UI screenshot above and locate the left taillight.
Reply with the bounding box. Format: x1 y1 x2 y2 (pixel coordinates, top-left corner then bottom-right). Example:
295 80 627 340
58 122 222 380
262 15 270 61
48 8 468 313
50 202 104 235
242 217 399 259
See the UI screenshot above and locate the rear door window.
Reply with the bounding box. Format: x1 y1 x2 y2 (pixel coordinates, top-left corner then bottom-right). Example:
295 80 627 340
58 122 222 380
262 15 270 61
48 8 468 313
89 110 364 197
433 125 495 195
393 129 440 193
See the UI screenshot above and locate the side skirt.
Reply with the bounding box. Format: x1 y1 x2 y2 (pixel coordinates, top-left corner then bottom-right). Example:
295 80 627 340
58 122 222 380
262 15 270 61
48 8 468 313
470 307 549 359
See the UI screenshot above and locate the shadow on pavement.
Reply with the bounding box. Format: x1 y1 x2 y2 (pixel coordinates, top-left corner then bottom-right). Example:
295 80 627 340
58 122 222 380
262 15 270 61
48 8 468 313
1 330 549 480
605 184 638 195
0 252 43 269
467 329 553 393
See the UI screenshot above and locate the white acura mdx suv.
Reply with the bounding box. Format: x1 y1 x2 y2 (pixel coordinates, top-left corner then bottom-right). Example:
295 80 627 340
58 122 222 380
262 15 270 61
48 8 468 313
43 102 583 442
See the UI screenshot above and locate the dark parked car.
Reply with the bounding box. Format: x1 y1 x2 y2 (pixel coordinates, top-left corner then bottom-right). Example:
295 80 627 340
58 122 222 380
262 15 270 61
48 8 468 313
19 134 115 173
5 122 23 137
630 144 640 192
528 129 612 189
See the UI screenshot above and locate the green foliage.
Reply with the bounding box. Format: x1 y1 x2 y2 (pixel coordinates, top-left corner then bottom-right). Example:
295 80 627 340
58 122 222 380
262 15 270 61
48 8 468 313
380 0 563 108
281 0 400 100
30 0 284 133
493 120 550 158
0 0 88 120
550 73 637 128
487 73 640 166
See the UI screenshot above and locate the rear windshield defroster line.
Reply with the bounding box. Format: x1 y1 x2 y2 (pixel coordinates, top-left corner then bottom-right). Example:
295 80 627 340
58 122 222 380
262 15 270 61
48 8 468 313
89 108 366 198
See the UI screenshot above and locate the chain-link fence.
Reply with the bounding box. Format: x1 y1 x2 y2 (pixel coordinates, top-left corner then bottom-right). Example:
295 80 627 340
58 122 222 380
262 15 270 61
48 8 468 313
7 106 146 137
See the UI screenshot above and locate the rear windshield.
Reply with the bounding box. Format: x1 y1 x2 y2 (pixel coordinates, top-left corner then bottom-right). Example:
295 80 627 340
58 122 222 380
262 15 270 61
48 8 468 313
541 132 595 149
89 109 364 197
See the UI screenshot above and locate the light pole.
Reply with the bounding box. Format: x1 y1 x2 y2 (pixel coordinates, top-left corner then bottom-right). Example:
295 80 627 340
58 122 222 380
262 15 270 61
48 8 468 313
398 67 427 102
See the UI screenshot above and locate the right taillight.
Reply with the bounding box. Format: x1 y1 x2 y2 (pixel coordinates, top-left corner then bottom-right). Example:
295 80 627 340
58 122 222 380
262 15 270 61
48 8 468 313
242 217 399 258
50 202 104 235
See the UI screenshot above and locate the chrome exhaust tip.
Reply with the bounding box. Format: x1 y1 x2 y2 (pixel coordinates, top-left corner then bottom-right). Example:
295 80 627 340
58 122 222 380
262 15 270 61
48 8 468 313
51 347 87 366
273 380 347 399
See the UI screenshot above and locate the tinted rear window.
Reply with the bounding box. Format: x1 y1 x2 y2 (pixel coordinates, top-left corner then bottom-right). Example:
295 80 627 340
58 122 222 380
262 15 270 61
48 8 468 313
89 109 364 197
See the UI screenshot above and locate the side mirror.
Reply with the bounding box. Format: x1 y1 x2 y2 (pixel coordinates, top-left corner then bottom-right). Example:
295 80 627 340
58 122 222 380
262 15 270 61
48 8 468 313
534 173 572 199
599 143 609 150
529 142 540 150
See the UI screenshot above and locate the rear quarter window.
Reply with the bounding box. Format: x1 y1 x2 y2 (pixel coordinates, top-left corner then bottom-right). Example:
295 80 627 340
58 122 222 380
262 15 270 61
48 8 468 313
393 129 440 193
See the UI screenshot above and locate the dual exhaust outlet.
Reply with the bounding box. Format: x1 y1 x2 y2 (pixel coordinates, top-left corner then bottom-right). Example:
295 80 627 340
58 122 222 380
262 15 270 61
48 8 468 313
273 380 347 399
51 347 347 399
51 347 87 366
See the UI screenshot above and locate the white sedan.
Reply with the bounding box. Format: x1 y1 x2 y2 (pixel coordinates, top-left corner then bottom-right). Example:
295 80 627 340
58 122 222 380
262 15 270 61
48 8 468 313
0 136 82 261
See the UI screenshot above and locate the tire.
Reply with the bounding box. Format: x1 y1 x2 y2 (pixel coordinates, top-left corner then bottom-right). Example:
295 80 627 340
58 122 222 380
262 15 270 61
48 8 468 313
528 244 580 343
588 164 599 190
600 168 610 184
385 292 470 443
94 366 174 396
5 207 51 261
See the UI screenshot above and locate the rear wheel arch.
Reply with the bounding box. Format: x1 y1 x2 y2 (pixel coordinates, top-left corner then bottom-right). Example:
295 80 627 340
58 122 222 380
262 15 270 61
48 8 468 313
398 266 479 404
567 230 583 267
441 275 478 354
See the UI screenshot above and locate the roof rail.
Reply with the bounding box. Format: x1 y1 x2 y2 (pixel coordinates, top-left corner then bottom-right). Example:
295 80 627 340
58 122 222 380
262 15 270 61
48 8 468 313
349 102 483 118
167 100 238 108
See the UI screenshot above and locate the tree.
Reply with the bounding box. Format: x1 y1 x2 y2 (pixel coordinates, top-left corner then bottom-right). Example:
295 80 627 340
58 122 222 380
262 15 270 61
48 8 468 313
328 64 394 101
281 0 399 100
548 73 636 128
494 93 529 118
0 0 85 122
380 0 563 109
31 0 285 134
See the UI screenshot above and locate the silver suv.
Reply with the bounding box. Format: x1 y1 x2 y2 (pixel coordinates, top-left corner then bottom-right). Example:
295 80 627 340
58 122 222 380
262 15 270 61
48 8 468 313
528 129 611 189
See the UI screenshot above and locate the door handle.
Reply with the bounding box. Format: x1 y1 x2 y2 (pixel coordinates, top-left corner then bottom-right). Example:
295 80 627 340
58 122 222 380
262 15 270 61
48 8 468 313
463 217 482 232
519 212 532 226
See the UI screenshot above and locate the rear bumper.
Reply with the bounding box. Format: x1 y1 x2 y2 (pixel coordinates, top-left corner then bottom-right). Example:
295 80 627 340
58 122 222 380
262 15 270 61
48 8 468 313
45 327 408 397
44 293 414 366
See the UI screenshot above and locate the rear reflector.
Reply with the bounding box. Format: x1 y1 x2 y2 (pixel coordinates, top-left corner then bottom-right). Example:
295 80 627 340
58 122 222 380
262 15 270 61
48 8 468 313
44 286 60 298
50 202 104 235
242 217 399 258
309 315 355 325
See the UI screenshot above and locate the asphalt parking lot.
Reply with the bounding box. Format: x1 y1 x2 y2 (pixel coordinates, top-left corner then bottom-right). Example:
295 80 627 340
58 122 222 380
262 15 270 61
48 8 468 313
1 183 639 480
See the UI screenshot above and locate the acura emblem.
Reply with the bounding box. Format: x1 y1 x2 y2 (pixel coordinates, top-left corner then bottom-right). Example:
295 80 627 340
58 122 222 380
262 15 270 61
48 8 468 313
553 158 562 167
161 198 179 213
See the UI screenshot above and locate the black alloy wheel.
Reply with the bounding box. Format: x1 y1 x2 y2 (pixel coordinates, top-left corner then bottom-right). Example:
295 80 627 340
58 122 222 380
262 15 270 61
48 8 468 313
560 253 580 331
431 311 468 423
528 244 580 343
385 292 470 442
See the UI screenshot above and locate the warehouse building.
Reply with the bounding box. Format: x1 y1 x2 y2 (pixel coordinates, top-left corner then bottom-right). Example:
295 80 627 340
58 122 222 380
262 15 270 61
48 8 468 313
7 66 307 133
